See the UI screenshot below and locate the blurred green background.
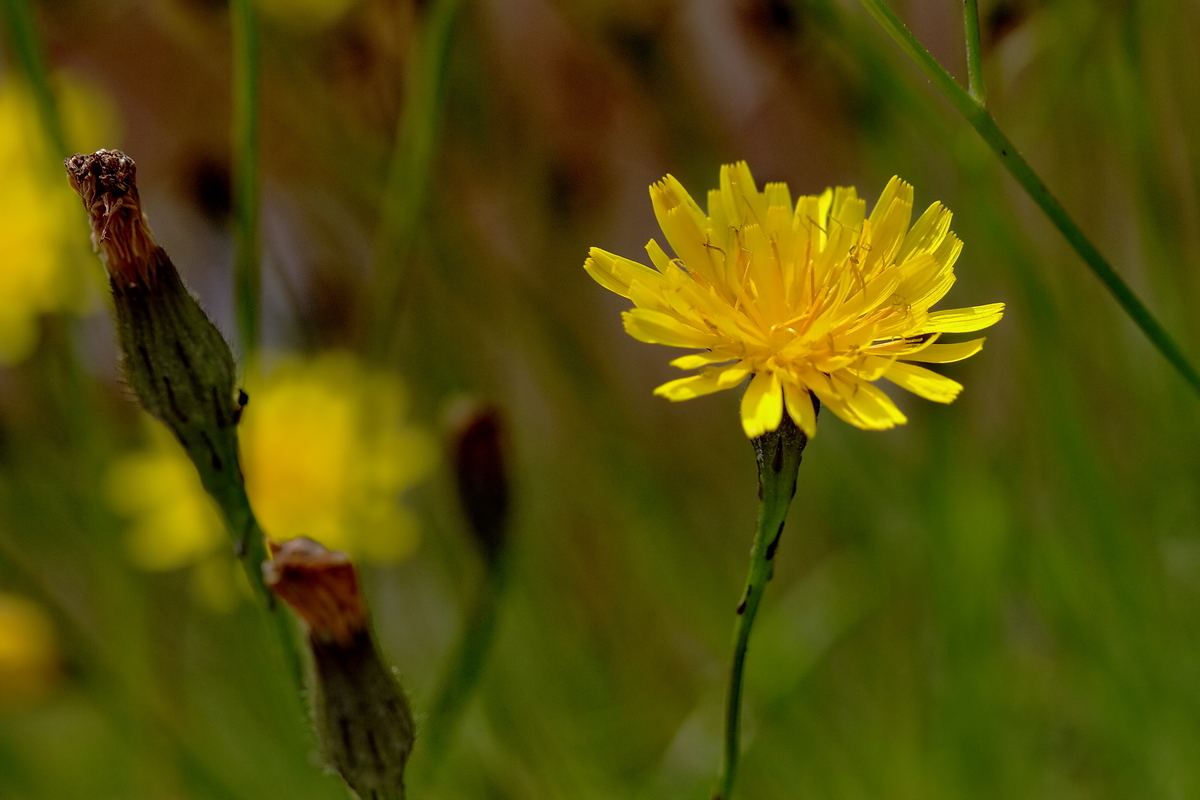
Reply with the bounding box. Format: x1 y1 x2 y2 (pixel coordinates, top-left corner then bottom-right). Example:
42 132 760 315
3 0 1200 797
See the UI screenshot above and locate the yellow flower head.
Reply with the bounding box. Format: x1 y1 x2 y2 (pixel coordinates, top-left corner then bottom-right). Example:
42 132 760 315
241 353 437 562
0 77 118 364
108 353 436 601
585 162 1004 438
0 593 61 707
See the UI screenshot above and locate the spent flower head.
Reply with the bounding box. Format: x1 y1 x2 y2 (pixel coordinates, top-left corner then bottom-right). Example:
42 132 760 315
585 162 1004 438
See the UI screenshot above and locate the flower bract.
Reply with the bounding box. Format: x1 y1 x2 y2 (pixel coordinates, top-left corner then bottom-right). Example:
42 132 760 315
585 162 1004 438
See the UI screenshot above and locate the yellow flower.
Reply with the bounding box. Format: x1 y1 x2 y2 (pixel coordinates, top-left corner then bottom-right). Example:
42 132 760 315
585 162 1004 438
0 77 119 364
0 593 61 707
107 425 228 571
241 353 436 561
108 353 436 602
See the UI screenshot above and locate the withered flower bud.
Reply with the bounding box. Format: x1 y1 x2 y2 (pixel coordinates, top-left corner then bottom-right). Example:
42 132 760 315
449 403 510 565
265 538 415 800
65 150 243 510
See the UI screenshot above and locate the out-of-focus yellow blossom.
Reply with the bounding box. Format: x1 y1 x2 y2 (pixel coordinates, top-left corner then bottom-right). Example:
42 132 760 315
0 593 61 707
107 353 436 602
107 423 228 570
241 353 436 561
0 76 119 364
585 162 1004 438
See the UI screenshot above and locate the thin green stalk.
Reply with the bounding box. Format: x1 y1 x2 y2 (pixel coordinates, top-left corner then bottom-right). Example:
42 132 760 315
963 0 986 105
368 0 464 363
855 0 1200 401
231 0 261 358
201 471 304 689
0 0 67 156
714 413 809 800
418 551 508 778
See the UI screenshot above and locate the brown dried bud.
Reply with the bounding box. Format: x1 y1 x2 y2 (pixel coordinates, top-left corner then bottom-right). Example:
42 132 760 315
64 149 159 286
449 403 510 565
65 151 244 523
264 537 367 646
265 538 415 799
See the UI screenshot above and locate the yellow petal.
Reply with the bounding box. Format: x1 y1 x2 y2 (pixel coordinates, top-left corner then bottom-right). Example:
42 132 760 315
622 309 717 348
897 201 952 262
899 338 985 364
924 303 1004 333
801 370 866 431
584 247 664 298
651 176 713 275
884 362 963 403
655 365 750 400
866 176 913 232
841 380 907 429
782 379 818 438
720 161 767 227
764 181 792 212
740 371 784 438
669 351 737 370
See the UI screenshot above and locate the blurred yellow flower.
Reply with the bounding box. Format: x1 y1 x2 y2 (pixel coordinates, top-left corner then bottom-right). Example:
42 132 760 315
0 593 61 707
0 76 119 364
108 353 436 599
240 353 436 561
585 163 1004 438
107 424 228 571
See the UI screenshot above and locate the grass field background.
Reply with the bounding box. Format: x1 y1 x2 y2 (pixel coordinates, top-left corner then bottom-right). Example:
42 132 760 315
3 0 1200 798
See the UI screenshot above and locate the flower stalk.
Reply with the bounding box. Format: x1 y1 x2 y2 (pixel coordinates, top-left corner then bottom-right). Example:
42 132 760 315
64 150 300 685
418 404 512 778
715 407 812 800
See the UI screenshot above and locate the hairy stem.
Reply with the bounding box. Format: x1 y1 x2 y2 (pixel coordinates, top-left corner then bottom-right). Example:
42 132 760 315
715 413 809 800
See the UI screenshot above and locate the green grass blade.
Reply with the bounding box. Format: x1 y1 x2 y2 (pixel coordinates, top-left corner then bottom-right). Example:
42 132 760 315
368 0 464 362
963 0 986 105
856 0 1200 400
0 0 67 156
231 0 261 359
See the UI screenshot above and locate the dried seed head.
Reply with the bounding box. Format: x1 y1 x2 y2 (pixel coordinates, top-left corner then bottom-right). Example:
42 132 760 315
265 538 415 798
264 537 366 646
64 149 159 286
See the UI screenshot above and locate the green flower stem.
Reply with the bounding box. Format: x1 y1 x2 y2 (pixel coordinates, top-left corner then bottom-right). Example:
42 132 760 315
231 0 261 358
715 413 809 800
369 0 464 363
0 0 67 156
201 469 303 690
963 0 986 105
855 0 1200 400
417 550 508 779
